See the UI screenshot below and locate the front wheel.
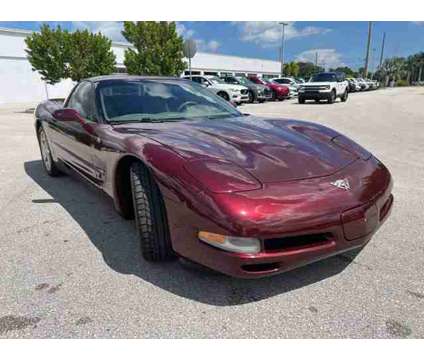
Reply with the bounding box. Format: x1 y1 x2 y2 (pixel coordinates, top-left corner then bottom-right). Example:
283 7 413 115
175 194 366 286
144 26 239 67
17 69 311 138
217 91 230 102
328 90 336 104
341 89 348 102
248 90 255 103
130 161 175 261
38 127 61 177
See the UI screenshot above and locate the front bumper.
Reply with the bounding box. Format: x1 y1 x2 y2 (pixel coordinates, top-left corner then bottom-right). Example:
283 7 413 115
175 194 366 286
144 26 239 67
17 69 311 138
163 157 393 278
299 89 332 100
231 92 249 103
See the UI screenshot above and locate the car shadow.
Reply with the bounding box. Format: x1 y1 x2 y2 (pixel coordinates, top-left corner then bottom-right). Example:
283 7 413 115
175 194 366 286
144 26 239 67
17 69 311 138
291 101 337 105
24 160 356 306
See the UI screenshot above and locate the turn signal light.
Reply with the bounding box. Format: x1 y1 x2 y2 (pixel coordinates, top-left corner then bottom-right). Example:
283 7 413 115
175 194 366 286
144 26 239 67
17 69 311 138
198 231 261 254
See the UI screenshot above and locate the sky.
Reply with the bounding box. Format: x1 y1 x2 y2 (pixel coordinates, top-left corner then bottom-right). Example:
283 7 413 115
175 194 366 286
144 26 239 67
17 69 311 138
1 21 423 70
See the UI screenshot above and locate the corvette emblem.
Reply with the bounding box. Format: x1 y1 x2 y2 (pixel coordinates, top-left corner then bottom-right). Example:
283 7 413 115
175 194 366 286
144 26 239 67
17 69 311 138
331 178 351 190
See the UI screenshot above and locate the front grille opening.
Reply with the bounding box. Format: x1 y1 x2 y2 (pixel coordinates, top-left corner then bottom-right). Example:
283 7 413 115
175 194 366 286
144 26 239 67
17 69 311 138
263 233 332 253
241 262 280 273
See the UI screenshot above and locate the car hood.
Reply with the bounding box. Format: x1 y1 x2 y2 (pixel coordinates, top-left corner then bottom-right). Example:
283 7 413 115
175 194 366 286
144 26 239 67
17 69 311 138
113 116 357 183
213 83 246 91
254 84 268 91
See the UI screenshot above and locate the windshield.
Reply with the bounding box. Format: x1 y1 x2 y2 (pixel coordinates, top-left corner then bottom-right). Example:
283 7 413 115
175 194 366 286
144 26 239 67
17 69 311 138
310 73 337 82
273 78 291 84
97 79 241 123
235 77 254 86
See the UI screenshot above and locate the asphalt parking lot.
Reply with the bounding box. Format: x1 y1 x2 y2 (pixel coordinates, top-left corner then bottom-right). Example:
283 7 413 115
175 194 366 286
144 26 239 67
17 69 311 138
0 87 423 338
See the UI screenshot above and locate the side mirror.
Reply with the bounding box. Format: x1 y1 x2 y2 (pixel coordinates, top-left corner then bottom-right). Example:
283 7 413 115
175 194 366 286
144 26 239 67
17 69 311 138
53 108 82 122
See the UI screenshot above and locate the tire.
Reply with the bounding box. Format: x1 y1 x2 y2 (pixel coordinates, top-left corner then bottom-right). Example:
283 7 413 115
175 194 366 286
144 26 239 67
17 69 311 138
248 90 255 103
298 96 305 104
217 91 229 102
341 89 348 102
38 127 61 177
271 91 277 101
130 161 175 261
315 99 320 103
328 90 336 104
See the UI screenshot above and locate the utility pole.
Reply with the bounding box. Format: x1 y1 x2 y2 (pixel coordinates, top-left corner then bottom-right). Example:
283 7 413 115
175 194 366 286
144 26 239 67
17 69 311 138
279 22 288 77
315 52 318 66
379 32 386 68
364 21 373 78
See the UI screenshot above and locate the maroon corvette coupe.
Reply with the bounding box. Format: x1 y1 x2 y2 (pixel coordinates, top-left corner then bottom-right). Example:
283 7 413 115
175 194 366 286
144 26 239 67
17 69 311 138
35 75 393 278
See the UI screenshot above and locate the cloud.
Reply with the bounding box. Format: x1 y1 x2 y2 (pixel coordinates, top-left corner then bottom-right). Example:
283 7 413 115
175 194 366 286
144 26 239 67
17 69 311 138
195 39 221 52
296 48 344 68
71 21 126 42
235 21 331 47
194 39 221 53
176 23 195 38
72 21 198 44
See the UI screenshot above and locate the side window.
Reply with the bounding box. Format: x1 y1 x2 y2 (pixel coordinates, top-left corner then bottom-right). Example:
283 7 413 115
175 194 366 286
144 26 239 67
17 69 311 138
203 78 212 86
67 82 94 121
190 77 201 84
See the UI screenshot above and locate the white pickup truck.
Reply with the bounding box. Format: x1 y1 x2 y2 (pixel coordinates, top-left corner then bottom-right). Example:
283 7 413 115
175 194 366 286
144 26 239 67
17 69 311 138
298 72 349 104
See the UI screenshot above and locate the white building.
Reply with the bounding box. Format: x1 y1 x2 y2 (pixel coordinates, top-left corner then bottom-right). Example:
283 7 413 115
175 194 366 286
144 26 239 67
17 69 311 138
0 27 281 104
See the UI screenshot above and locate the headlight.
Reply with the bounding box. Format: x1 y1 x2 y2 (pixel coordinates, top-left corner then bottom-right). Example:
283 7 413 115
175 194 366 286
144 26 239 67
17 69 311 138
325 85 331 90
198 231 261 254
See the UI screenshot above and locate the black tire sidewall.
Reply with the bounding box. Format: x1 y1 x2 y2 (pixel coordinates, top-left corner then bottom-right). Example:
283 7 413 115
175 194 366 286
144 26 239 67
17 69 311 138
38 127 60 176
130 162 175 261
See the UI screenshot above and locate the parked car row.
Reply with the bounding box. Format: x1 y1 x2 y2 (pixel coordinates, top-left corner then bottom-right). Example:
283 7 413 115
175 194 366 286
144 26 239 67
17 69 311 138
183 74 305 105
183 72 379 106
346 77 380 92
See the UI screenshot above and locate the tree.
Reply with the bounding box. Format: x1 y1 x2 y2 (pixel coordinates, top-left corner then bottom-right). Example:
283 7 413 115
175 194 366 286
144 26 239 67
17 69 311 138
25 24 116 84
330 66 355 77
67 29 116 82
297 62 324 79
25 24 69 85
122 21 186 76
283 62 299 77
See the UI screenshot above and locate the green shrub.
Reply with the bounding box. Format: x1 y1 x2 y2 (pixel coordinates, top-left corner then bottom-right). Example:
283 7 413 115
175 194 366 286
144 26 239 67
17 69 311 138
396 79 409 87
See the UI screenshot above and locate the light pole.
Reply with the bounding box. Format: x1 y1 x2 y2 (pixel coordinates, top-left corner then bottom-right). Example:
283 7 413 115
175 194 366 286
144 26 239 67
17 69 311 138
279 22 288 77
364 21 373 78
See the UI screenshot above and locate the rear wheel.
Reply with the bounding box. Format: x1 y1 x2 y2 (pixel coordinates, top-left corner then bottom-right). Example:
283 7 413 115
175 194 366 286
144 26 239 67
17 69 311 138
38 127 61 177
130 161 175 261
341 89 348 102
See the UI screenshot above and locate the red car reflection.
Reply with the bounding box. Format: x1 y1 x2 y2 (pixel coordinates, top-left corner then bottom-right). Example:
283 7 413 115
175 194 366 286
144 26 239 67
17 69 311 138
248 75 290 101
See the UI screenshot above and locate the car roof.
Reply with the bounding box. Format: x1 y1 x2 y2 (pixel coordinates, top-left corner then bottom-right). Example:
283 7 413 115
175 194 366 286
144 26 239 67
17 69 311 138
85 74 184 83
